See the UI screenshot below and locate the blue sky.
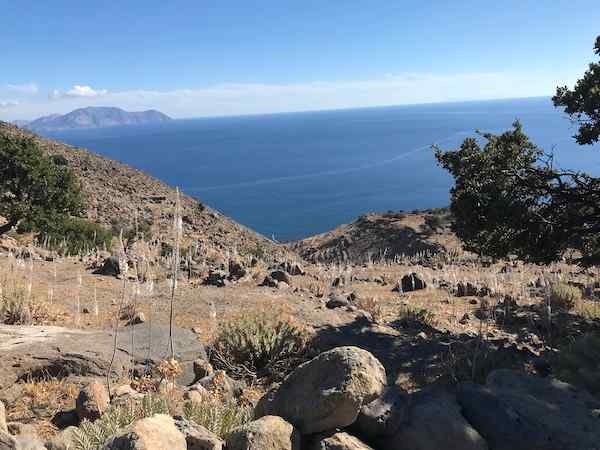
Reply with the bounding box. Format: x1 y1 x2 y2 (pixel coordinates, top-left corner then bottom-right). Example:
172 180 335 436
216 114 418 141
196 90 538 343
1 0 599 120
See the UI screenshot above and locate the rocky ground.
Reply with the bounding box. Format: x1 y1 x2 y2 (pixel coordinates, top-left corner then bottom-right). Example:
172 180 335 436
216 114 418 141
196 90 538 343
1 124 600 449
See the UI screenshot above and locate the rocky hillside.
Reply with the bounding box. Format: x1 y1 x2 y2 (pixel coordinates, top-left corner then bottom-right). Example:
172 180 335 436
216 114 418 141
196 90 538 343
0 121 287 262
290 210 461 264
25 107 171 131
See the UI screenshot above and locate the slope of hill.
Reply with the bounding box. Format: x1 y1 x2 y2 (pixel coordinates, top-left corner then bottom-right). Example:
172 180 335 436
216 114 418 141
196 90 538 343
290 210 461 264
25 107 171 131
0 121 287 263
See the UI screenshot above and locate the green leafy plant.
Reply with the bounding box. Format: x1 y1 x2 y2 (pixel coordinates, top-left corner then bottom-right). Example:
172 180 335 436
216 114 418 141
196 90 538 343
0 135 83 237
183 398 251 438
28 216 113 255
72 394 172 450
210 313 310 381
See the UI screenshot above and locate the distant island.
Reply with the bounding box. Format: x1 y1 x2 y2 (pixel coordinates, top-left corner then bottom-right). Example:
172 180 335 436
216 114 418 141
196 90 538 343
18 106 172 132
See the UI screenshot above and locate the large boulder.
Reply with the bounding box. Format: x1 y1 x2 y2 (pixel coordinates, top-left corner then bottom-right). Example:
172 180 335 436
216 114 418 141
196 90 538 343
94 256 122 277
255 346 386 434
400 273 426 292
174 417 223 450
203 270 228 287
0 324 206 394
10 434 46 450
192 370 243 402
308 431 374 450
457 369 600 450
379 389 487 450
46 426 78 450
353 385 408 439
226 416 300 450
270 270 292 285
0 431 15 450
76 381 110 422
102 414 186 450
0 401 6 433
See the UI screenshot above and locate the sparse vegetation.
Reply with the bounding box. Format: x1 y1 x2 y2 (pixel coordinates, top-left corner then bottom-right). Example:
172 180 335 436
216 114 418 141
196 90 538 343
72 394 174 450
0 278 51 325
548 283 581 311
28 216 113 255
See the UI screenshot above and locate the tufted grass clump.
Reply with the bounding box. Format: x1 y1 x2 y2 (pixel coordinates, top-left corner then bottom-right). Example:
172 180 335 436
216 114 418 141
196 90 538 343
0 279 50 325
183 397 251 438
548 283 581 310
210 313 310 381
552 333 600 397
72 394 172 450
397 305 436 328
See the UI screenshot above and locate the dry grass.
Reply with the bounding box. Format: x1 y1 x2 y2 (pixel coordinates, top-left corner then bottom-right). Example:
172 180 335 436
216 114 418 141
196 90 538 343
7 377 79 439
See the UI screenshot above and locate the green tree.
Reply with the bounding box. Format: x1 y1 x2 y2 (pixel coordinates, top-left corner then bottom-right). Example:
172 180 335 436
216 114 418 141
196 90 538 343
435 35 600 265
435 122 600 265
0 134 83 236
553 35 600 145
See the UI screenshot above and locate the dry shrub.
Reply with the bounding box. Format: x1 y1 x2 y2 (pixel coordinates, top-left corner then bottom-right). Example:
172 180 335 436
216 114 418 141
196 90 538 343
8 377 79 439
210 312 311 381
397 305 436 328
442 339 522 384
548 283 581 310
307 279 327 298
552 333 600 396
0 279 51 325
355 295 384 322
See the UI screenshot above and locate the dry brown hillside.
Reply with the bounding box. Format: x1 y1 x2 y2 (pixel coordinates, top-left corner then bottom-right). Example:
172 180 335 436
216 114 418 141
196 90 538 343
0 121 288 263
290 210 462 264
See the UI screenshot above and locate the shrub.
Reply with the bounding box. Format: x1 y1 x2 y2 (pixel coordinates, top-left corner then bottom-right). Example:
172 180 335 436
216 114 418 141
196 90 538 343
548 283 581 310
552 333 600 396
210 313 310 381
0 135 83 237
397 306 436 328
183 397 251 438
31 217 113 255
72 394 172 450
0 280 50 325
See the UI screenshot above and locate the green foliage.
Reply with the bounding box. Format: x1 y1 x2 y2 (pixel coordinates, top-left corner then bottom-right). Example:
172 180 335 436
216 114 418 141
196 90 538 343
548 283 581 310
183 398 251 439
0 135 83 236
24 217 113 255
435 122 600 265
210 314 309 380
71 393 250 450
552 333 600 397
110 217 153 243
72 394 171 450
553 35 600 145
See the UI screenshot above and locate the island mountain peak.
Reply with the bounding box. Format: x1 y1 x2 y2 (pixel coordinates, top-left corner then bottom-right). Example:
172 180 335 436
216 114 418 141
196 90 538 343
22 106 172 132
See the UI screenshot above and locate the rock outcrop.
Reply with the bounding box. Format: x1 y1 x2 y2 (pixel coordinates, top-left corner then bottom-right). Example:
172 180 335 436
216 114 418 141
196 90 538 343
255 346 386 434
227 416 300 450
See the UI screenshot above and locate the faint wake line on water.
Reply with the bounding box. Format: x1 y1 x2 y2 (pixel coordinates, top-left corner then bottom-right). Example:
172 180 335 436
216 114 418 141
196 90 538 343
183 133 465 193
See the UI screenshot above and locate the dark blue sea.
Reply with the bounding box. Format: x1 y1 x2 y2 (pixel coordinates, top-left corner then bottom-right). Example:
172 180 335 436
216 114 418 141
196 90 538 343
44 97 600 241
